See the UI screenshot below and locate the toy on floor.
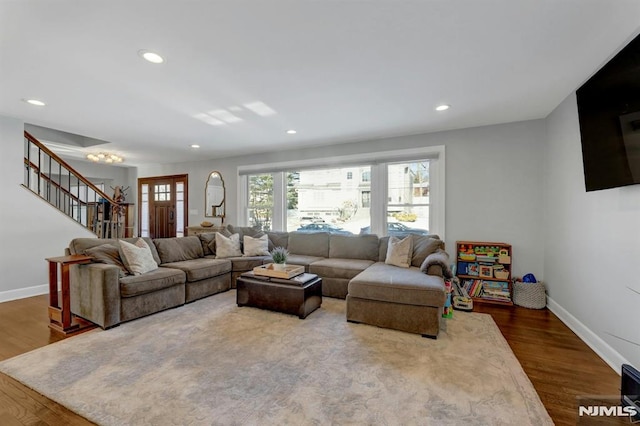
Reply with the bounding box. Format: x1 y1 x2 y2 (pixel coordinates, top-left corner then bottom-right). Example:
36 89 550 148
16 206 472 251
442 279 454 318
452 278 473 311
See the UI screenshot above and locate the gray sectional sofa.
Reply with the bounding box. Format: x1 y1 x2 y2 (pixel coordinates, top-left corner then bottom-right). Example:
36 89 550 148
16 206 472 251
68 236 231 329
67 226 449 337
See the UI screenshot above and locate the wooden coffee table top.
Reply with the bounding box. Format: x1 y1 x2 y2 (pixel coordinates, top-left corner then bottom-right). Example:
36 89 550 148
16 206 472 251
241 270 318 286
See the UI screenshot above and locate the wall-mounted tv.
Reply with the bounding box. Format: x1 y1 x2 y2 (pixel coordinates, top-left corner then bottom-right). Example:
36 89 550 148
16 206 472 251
576 32 640 192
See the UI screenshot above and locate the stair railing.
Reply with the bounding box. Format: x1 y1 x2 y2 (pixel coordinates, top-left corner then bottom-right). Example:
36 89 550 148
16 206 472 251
23 131 124 238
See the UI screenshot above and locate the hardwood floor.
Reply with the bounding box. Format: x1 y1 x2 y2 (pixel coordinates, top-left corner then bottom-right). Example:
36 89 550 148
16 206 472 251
0 295 93 425
0 295 621 425
474 302 621 425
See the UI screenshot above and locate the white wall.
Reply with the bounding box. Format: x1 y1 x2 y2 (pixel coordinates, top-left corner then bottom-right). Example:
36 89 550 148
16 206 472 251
139 119 546 278
544 94 640 370
0 115 95 302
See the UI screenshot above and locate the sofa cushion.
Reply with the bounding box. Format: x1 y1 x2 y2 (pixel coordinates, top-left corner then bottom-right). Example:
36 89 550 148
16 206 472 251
119 239 159 275
161 258 232 282
329 234 379 261
267 231 289 251
348 262 445 307
285 254 325 267
226 256 271 272
411 235 445 267
309 258 375 280
378 236 391 262
154 236 204 264
70 237 161 265
227 225 263 248
288 232 330 257
83 243 128 277
119 267 186 297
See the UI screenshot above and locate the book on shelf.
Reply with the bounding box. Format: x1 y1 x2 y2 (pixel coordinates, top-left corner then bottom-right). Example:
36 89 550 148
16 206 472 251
480 280 511 301
460 280 512 300
482 287 510 295
472 280 483 297
480 296 512 302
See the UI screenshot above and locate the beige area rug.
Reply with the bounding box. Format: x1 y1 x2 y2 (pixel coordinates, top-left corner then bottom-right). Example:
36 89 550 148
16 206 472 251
0 290 552 425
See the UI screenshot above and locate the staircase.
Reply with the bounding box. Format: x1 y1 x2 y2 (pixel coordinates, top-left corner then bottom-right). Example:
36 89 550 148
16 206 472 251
23 131 125 238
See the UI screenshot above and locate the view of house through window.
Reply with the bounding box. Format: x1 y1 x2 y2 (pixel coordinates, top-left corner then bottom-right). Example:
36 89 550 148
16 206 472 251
243 154 437 237
286 167 371 234
385 161 430 236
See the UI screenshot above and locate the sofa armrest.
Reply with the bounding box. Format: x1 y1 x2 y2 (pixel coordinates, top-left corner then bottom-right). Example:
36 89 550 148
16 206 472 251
70 263 121 329
419 249 452 278
426 264 444 277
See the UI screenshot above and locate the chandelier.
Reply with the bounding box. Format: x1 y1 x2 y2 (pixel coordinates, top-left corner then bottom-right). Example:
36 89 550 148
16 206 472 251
87 152 124 163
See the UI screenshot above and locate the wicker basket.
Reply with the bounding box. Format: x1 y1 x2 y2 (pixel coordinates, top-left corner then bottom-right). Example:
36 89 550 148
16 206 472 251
494 270 510 280
512 281 546 309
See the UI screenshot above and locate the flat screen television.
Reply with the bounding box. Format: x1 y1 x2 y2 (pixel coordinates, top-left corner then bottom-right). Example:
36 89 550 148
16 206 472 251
576 32 640 192
622 364 640 422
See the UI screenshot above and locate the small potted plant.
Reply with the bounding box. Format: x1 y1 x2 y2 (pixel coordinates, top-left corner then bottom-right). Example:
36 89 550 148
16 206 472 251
270 246 289 271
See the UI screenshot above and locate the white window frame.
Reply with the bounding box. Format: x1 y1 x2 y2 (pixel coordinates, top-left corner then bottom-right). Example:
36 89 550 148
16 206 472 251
237 146 445 238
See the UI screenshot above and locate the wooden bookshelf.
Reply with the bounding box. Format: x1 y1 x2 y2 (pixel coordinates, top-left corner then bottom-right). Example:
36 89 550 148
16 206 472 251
455 241 513 306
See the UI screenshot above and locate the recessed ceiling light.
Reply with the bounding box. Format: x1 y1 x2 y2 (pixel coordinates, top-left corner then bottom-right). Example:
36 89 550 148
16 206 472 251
23 99 45 106
286 129 297 134
138 50 164 64
190 144 200 149
435 104 450 111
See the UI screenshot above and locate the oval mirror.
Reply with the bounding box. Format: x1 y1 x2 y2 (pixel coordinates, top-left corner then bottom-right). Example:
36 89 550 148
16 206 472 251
205 171 225 218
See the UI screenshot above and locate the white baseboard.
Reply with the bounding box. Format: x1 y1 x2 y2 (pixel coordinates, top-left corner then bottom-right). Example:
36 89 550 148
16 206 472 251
546 296 630 374
0 283 51 303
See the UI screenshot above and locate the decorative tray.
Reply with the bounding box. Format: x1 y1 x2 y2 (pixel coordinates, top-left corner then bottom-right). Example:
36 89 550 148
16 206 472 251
253 264 305 279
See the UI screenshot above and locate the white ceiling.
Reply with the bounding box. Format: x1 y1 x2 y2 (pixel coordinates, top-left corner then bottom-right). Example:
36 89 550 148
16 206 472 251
2 0 640 167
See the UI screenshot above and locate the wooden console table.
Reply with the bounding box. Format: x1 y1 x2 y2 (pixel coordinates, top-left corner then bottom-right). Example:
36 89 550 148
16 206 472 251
46 254 97 335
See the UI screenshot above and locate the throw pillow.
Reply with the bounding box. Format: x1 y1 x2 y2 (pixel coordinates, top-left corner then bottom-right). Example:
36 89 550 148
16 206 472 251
198 232 217 256
385 235 413 268
215 232 242 258
83 244 128 277
207 227 232 255
243 234 270 257
119 238 158 275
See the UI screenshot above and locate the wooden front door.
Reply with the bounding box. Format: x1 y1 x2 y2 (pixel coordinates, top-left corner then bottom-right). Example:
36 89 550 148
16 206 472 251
138 175 188 238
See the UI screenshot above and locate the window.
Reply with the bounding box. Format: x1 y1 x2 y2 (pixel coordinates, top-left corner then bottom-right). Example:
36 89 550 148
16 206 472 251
154 184 170 201
176 182 185 237
141 184 149 237
286 166 371 233
361 191 371 208
386 161 430 235
248 174 274 231
239 146 445 238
